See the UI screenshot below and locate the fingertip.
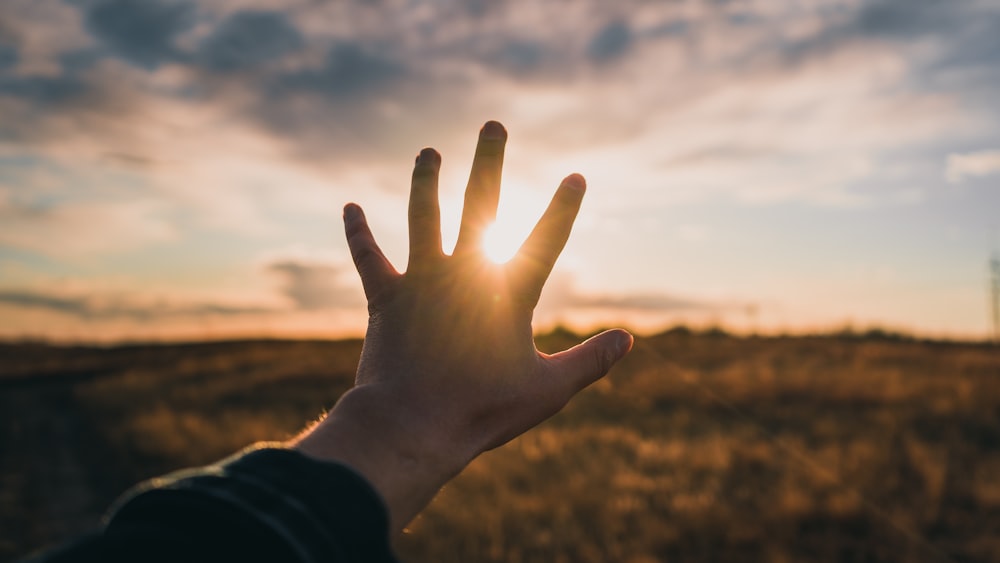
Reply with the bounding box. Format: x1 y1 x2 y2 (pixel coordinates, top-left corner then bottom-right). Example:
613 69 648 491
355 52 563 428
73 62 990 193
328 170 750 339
595 329 632 368
343 203 363 221
612 329 634 359
415 147 441 166
554 174 586 207
563 173 586 192
480 120 507 141
559 174 586 201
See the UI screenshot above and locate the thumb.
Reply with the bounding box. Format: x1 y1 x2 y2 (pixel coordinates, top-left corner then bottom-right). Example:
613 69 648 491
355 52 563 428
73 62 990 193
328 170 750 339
548 329 633 394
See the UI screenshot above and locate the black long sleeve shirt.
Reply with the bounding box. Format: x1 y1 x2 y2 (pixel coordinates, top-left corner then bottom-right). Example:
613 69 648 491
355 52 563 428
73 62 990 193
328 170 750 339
27 445 399 563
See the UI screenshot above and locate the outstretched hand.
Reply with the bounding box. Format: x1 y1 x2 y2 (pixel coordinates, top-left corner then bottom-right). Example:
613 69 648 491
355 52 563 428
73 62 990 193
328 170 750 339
294 121 632 531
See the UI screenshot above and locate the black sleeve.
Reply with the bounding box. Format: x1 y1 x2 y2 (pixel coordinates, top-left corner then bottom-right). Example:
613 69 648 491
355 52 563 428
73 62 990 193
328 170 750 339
26 445 400 563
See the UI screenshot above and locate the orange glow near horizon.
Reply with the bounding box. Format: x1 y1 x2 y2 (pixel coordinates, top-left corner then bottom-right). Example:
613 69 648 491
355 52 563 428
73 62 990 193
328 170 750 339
1 1 998 342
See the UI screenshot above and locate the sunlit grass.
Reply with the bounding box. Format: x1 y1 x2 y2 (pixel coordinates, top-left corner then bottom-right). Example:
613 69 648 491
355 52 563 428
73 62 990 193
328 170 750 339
2 333 999 561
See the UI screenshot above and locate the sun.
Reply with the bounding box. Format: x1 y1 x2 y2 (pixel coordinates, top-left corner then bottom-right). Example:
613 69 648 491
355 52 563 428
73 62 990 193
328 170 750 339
471 180 551 264
483 222 524 264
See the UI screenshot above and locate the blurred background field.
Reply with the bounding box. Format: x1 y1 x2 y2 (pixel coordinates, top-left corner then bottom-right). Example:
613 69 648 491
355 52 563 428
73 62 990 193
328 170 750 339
2 329 998 562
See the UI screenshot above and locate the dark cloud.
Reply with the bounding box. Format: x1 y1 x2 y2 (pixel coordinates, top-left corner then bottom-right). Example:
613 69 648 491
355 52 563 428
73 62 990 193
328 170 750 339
59 48 105 74
0 24 97 122
587 20 633 62
235 39 426 159
0 291 88 316
850 0 956 38
665 144 778 168
484 39 545 76
0 73 86 105
778 0 998 70
195 10 304 72
541 275 720 313
745 0 1000 113
267 259 362 310
924 13 1000 100
0 65 132 151
100 151 156 168
81 0 195 68
0 289 271 320
0 43 16 70
277 42 406 100
647 19 689 39
2 2 647 161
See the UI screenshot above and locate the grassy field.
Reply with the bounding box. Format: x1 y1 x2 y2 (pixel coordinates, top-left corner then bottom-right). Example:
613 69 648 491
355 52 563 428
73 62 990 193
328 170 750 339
2 330 998 562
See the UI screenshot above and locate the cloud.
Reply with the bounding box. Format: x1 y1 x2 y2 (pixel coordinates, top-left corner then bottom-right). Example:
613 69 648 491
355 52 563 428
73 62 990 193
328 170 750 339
481 39 546 77
0 43 16 70
946 149 1000 183
3 0 982 183
587 20 632 62
539 274 719 313
0 72 86 105
0 197 176 257
81 0 195 69
566 292 709 311
845 0 953 39
0 0 987 230
0 288 271 320
775 0 1000 101
1 0 978 243
267 258 363 310
276 41 406 100
531 272 759 332
195 10 304 72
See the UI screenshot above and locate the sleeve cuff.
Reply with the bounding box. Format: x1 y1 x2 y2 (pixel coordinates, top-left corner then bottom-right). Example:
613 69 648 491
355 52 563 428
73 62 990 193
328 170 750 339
106 444 397 563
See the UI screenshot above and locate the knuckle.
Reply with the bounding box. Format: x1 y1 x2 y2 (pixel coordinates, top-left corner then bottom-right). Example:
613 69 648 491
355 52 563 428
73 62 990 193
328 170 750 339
592 344 610 373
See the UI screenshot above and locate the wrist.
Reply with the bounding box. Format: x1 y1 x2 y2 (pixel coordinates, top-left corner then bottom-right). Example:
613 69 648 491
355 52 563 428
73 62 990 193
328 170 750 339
291 384 470 531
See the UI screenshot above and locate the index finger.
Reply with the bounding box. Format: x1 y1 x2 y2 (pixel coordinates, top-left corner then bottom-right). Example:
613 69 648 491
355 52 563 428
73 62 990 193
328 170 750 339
452 121 507 257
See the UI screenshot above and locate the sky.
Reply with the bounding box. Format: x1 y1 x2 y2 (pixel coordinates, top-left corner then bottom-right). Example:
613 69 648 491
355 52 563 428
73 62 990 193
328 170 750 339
1 0 999 342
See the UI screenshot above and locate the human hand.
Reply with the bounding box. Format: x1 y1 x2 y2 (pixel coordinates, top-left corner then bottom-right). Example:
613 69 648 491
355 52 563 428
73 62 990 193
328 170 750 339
294 121 633 530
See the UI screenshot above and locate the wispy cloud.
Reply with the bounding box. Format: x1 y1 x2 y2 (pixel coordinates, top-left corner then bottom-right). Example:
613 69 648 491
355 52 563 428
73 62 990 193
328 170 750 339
946 149 1000 183
539 274 729 314
0 196 176 257
266 257 363 310
0 288 271 320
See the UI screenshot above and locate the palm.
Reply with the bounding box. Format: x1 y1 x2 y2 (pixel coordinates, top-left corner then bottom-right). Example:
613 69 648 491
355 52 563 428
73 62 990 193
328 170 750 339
343 121 631 455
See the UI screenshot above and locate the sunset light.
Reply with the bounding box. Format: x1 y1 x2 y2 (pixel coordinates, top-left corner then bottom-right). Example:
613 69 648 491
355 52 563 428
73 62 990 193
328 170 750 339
480 182 550 265
482 222 520 265
5 3 1000 562
0 0 997 340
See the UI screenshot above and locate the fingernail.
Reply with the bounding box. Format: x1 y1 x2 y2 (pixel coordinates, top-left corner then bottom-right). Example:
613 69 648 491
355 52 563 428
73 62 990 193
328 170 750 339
563 173 586 192
343 204 361 221
481 120 507 140
616 332 634 357
416 147 440 166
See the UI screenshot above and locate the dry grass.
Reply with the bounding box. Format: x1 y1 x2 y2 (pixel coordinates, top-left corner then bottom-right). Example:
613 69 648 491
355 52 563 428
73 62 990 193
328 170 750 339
1 331 998 562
